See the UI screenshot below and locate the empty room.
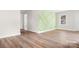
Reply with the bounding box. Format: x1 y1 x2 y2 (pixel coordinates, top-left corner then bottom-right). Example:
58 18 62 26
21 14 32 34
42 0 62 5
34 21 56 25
0 10 79 48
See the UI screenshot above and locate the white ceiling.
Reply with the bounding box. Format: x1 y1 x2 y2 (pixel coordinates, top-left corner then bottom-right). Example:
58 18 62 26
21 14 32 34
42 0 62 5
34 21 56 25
21 10 67 14
53 10 67 12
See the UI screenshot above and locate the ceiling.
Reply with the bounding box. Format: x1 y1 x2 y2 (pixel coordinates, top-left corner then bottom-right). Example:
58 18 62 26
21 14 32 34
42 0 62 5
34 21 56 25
52 10 67 13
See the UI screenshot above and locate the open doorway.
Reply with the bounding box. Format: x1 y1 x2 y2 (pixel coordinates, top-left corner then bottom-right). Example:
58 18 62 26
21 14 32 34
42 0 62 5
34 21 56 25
20 14 28 33
23 14 28 30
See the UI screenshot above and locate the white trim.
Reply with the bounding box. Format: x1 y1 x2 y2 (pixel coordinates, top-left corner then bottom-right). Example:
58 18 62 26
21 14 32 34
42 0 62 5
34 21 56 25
37 28 56 33
27 29 38 33
0 33 20 39
57 28 79 31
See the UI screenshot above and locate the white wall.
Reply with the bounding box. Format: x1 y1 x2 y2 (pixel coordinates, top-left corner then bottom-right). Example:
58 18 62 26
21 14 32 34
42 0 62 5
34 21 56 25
21 10 57 33
27 11 38 32
56 10 79 31
20 14 24 29
20 10 32 31
0 10 20 38
73 11 79 31
56 11 74 31
20 10 38 32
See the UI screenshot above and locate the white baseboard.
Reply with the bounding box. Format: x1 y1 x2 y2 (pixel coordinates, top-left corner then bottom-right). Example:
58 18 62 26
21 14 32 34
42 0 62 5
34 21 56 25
0 33 20 39
57 28 79 31
27 28 38 33
37 29 56 33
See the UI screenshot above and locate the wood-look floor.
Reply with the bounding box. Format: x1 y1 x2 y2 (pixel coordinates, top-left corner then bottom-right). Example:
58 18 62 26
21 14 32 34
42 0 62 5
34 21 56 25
0 30 79 48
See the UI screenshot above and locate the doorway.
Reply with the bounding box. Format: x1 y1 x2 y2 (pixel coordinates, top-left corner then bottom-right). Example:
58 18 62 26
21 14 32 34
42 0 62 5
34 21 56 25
23 14 27 30
21 14 28 33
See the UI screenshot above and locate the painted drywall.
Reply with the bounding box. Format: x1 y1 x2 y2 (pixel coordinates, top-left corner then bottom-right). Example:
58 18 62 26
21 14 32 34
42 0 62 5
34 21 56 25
56 10 79 31
20 10 33 31
56 11 74 30
25 10 56 33
20 14 24 29
20 10 37 32
27 11 38 32
0 10 20 38
20 10 28 29
73 11 79 31
37 11 56 32
21 10 56 33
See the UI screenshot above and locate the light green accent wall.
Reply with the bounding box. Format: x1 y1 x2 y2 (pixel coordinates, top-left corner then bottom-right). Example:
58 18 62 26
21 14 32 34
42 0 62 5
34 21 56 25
38 11 56 32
